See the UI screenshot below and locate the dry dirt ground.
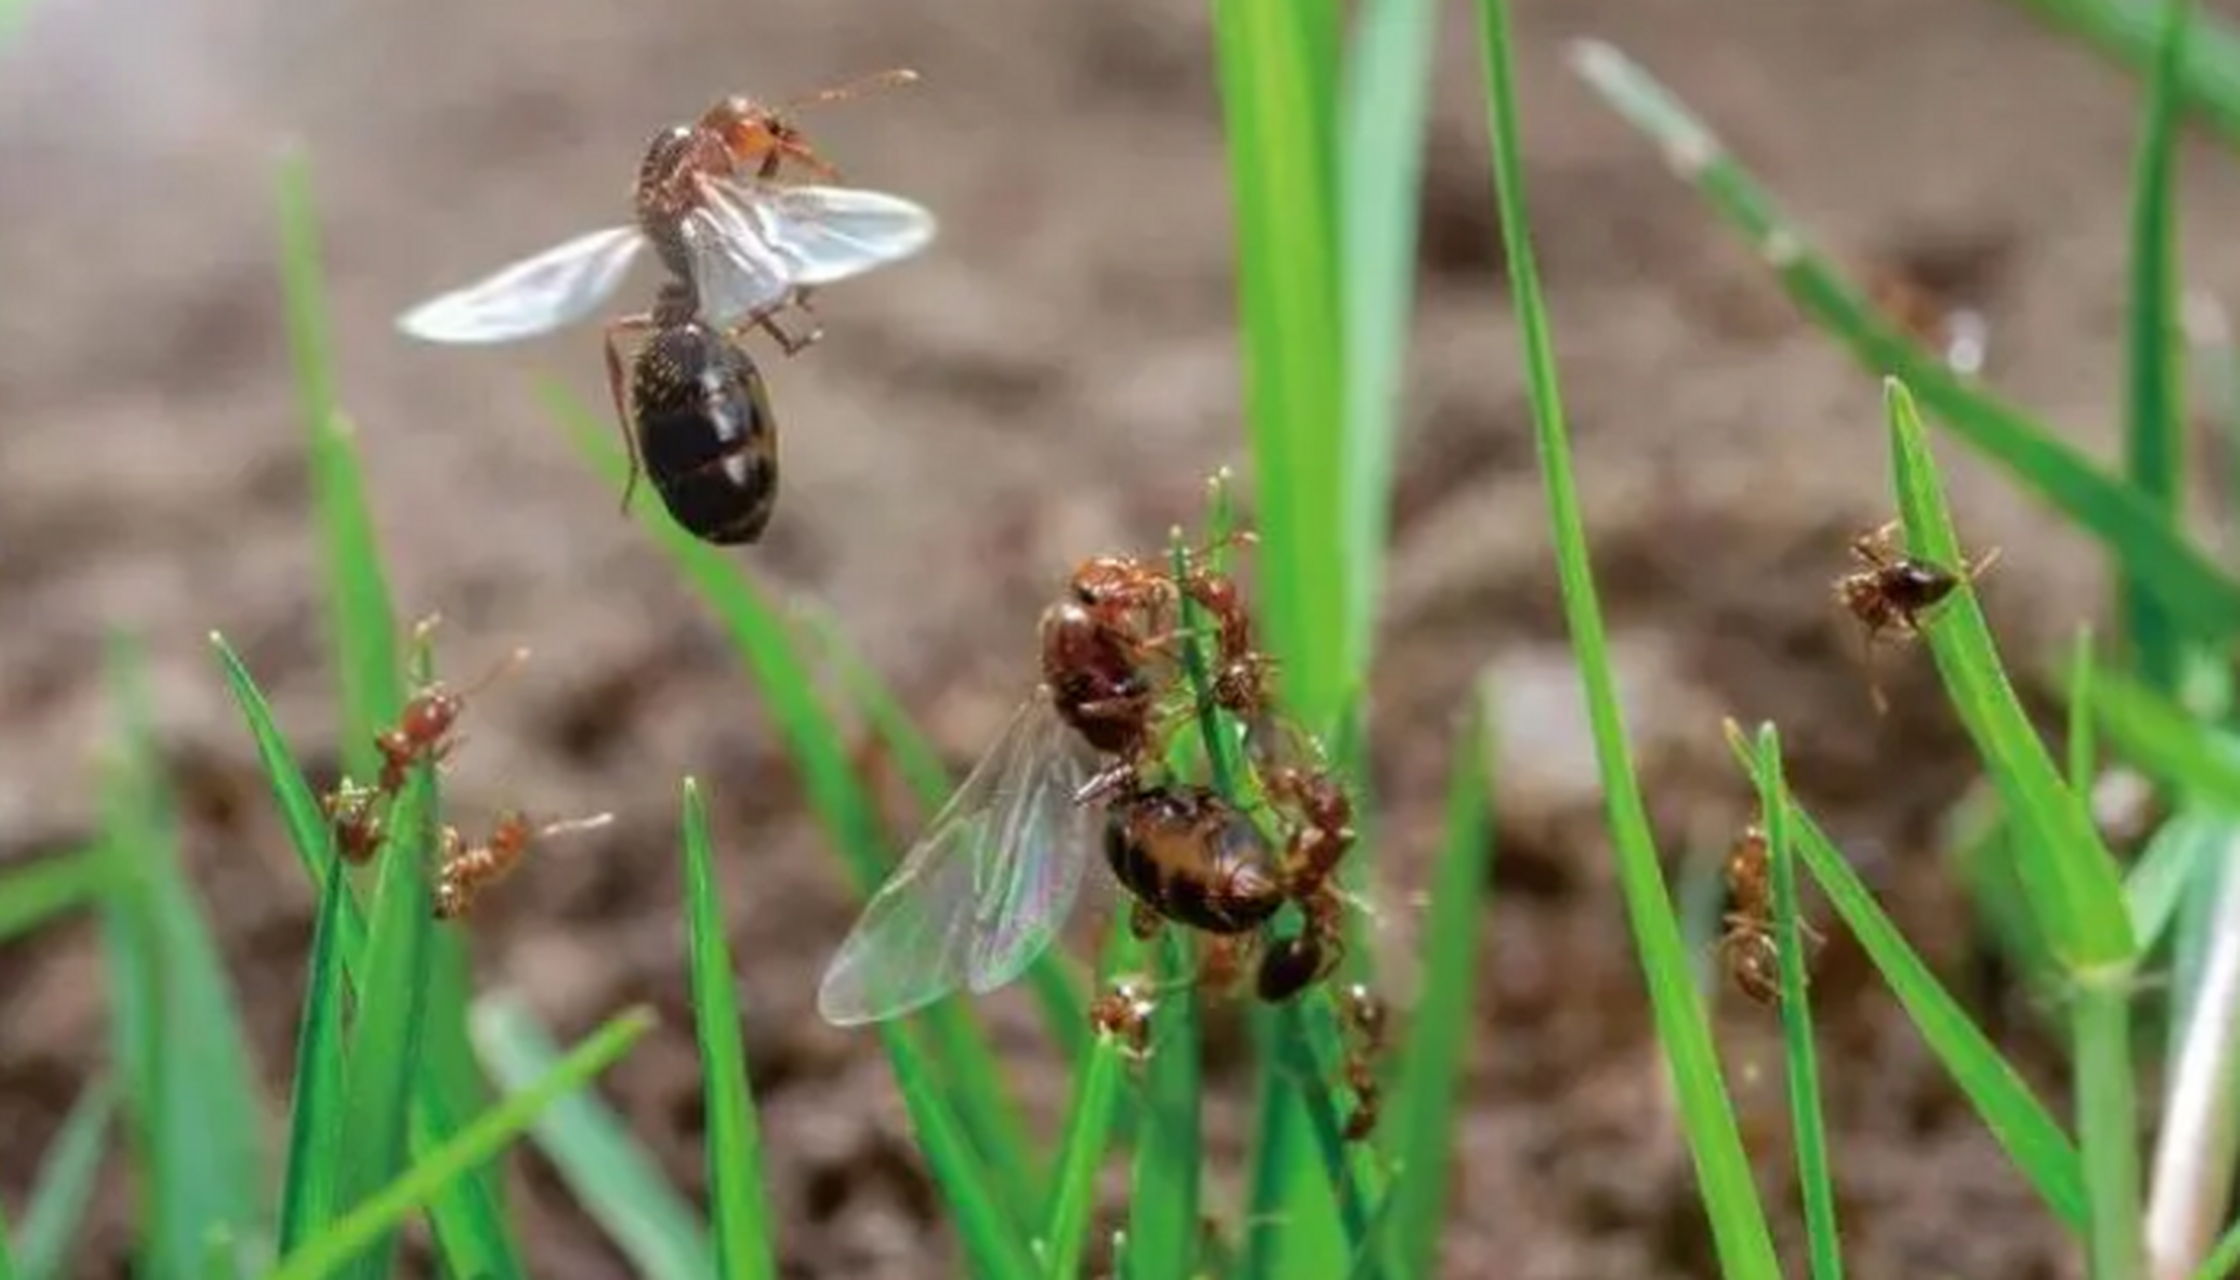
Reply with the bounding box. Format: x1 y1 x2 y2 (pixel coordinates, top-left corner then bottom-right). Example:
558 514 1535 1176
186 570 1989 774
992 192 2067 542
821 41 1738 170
4 0 2238 1275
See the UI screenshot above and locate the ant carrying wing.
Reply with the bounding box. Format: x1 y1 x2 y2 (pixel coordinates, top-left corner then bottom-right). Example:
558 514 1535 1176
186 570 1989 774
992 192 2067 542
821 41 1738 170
817 688 1098 1027
685 177 938 326
396 225 648 345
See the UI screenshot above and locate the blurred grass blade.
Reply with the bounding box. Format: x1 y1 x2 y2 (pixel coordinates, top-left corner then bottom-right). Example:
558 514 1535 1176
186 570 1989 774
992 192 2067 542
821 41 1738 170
16 1077 115 1280
0 847 110 943
1885 379 2142 1274
2146 816 2240 1277
678 778 778 1280
276 851 353 1254
471 996 716 1280
1742 724 1843 1279
1999 0 2240 147
1213 0 1349 732
1474 4 1779 1274
2088 665 2240 804
2072 629 2101 796
545 382 1046 1240
99 635 269 1277
1338 0 1440 676
1038 920 1142 1280
2127 812 2227 959
274 152 400 777
882 1020 1039 1280
1128 933 1204 1280
272 1008 655 1280
1569 41 2240 647
1886 380 2134 965
2122 0 2192 693
1728 733 2088 1229
1384 685 1495 1280
332 764 437 1280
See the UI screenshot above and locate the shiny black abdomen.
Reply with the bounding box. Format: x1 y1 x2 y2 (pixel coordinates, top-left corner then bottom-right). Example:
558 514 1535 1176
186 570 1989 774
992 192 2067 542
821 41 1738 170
1102 789 1282 936
630 322 779 545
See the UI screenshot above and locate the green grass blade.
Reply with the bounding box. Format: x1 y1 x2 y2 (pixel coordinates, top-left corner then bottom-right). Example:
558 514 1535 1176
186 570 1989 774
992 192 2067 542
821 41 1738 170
679 778 778 1280
271 1008 655 1280
0 847 110 943
2089 666 2240 805
1569 41 2240 648
544 385 1045 1247
332 763 437 1280
882 1020 1039 1280
1728 732 2089 1229
470 996 715 1280
276 850 353 1255
1337 0 1439 677
273 153 400 778
2196 1221 2240 1280
1744 725 1843 1280
1037 923 1142 1280
1885 379 2136 966
2123 0 2193 693
1126 932 1203 1280
1473 4 1778 1273
1886 379 2141 1273
16 1076 116 1280
2072 629 2101 796
99 636 269 1277
212 636 525 1278
2144 809 2240 1277
2000 0 2240 148
1384 686 1494 1280
1213 0 1349 732
2127 811 2227 959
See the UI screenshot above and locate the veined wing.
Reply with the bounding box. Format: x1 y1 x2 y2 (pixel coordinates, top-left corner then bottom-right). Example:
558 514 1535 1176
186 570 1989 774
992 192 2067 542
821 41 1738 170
396 225 647 344
816 690 1096 1026
685 177 938 328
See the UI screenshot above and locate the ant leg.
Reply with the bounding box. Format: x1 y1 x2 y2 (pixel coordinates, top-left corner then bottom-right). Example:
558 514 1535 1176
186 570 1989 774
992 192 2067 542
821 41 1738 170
1129 899 1164 941
1963 544 2004 584
1850 519 1902 569
752 296 824 356
603 315 655 515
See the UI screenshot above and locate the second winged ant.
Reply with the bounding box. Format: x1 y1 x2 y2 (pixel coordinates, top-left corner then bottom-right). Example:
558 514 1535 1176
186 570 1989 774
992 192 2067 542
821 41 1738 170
617 282 783 544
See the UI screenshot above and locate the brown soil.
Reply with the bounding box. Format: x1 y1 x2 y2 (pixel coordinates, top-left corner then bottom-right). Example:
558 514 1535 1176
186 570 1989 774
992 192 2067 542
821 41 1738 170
3 0 2232 1275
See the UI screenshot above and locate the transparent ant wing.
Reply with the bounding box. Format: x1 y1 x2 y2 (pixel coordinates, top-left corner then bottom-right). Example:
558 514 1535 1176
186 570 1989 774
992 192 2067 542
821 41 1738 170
816 690 1097 1026
396 225 647 344
685 176 938 328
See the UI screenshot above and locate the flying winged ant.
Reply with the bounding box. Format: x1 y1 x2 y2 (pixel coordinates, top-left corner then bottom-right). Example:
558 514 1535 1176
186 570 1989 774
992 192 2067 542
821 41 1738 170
815 522 1385 1137
1835 518 2001 713
394 70 936 545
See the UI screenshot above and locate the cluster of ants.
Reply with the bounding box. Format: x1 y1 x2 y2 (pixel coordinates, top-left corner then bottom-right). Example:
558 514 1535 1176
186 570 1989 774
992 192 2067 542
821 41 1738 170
1053 533 1386 1139
1714 514 1998 1006
317 623 610 922
814 513 1387 1141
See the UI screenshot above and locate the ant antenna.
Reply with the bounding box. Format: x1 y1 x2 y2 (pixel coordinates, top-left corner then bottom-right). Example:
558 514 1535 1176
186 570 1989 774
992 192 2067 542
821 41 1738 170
536 812 616 841
788 67 919 111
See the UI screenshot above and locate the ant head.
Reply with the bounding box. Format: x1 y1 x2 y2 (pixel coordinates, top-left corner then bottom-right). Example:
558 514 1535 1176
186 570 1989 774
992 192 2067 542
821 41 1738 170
704 95 789 159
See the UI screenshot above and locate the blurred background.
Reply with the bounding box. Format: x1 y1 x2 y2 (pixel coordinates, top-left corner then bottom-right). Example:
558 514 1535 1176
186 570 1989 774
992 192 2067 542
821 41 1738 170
4 0 2235 1274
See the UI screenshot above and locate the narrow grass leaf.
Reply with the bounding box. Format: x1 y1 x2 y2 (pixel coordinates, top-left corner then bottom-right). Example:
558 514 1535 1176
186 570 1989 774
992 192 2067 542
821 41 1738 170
1037 925 1139 1280
2123 0 2193 693
276 852 353 1254
471 996 715 1280
2198 1220 2240 1280
1886 380 2141 1271
1384 685 1495 1280
882 1021 1040 1280
1886 380 2135 965
1338 0 1440 676
2072 629 2100 796
273 152 400 777
99 636 269 1277
1744 724 1843 1279
0 847 110 943
2088 666 2240 807
1127 931 1204 1280
1998 0 2240 148
1213 0 1349 732
1728 732 2088 1229
271 1008 655 1280
544 384 1044 1244
679 778 778 1280
2128 812 2228 959
16 1077 115 1280
1569 41 2240 647
332 764 437 1280
1473 5 1779 1273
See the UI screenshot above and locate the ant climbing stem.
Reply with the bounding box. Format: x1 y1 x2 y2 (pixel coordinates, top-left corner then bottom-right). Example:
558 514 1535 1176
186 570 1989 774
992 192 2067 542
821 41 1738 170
375 642 533 794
